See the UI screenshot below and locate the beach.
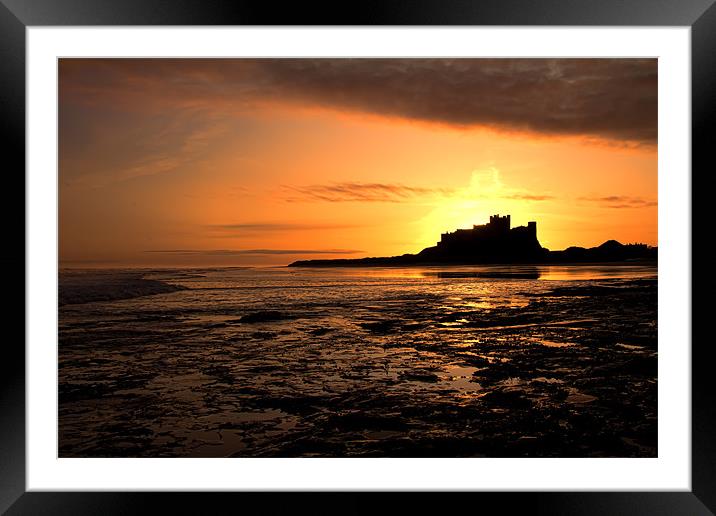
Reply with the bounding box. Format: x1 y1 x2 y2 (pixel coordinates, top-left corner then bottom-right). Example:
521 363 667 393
59 265 657 457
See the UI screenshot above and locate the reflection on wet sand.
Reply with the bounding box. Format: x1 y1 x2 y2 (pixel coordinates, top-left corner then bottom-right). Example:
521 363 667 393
59 265 657 458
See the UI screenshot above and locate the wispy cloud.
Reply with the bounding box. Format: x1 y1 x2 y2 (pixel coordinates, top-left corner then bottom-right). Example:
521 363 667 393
503 193 555 201
145 248 362 256
283 182 453 203
62 108 232 188
206 222 362 232
579 195 657 208
447 167 554 203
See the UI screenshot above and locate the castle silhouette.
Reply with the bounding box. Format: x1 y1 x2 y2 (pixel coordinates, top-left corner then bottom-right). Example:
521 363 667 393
289 214 656 267
425 214 543 262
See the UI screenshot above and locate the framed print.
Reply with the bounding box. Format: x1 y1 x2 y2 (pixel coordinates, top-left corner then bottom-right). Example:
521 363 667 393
2 0 714 514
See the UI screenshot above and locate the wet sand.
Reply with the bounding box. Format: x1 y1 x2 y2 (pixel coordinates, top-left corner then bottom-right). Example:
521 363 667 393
58 268 656 457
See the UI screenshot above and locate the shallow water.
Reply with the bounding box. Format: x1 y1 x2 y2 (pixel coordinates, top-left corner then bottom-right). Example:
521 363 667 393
59 264 657 457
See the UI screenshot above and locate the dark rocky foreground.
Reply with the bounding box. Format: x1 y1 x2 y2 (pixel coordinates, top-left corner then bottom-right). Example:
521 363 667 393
58 275 657 458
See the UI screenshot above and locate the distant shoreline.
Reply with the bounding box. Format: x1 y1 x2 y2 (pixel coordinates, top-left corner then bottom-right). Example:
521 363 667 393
57 260 658 271
290 238 657 268
287 259 658 268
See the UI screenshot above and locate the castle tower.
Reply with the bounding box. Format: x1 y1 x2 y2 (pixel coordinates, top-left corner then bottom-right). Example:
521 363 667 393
488 214 510 233
527 221 537 238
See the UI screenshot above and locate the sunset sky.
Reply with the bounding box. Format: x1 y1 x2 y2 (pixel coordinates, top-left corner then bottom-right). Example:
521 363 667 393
59 58 657 267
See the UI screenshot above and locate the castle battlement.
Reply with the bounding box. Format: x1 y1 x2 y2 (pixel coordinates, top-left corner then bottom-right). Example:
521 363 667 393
438 214 536 248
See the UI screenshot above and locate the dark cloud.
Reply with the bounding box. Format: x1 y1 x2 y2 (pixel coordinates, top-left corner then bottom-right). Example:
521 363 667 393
145 249 361 255
284 182 453 203
579 195 657 208
60 58 657 145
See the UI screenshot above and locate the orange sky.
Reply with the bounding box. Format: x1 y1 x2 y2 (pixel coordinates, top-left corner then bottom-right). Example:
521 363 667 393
59 59 657 267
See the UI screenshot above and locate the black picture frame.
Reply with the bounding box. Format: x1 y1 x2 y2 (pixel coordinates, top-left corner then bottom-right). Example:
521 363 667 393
2 0 713 514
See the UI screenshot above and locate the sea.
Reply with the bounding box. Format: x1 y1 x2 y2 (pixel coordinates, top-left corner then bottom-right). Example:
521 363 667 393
58 264 658 458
